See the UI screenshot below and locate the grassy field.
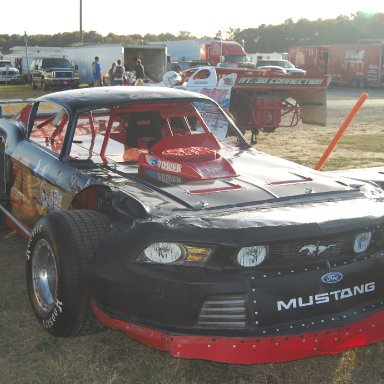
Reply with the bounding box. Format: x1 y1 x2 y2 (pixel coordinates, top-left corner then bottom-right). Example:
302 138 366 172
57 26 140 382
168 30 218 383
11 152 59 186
0 84 49 99
0 83 89 100
1 84 384 383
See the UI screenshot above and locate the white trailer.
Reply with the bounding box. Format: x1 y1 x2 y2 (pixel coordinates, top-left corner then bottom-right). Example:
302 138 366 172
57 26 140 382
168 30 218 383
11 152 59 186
151 39 212 62
248 52 284 64
63 43 167 85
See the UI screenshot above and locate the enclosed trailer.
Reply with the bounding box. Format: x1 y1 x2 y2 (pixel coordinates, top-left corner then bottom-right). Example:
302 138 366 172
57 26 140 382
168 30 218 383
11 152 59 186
328 44 383 88
63 43 167 85
289 44 384 88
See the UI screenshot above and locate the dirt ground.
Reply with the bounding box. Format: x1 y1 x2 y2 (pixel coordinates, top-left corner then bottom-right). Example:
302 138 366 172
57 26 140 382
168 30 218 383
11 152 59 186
1 86 384 383
254 86 384 169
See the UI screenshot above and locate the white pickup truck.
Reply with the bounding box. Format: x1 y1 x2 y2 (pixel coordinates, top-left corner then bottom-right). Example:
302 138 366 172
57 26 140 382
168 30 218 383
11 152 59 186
0 60 22 84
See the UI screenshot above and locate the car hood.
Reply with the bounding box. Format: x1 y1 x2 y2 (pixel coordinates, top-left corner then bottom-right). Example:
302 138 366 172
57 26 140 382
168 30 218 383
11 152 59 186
97 147 384 224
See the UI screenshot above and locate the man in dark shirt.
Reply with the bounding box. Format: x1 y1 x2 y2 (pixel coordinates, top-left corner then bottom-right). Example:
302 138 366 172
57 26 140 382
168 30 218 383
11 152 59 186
134 59 145 80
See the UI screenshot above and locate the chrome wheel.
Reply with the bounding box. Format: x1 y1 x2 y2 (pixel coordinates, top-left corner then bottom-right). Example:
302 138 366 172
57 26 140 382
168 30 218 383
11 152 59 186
32 239 58 312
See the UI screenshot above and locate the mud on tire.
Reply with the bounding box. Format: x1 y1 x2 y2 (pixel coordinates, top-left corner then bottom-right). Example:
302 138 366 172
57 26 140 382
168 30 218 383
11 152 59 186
26 210 110 336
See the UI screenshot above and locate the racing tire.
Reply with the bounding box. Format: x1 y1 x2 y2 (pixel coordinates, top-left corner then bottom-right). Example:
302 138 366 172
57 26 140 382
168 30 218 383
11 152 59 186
26 210 110 337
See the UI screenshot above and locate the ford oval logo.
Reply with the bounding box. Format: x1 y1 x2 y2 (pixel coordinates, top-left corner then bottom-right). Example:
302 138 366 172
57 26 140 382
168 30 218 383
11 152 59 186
321 272 343 284
147 156 159 166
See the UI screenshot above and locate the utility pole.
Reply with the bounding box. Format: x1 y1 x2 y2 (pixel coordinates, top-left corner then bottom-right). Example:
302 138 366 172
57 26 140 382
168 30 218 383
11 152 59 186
80 0 83 44
24 31 29 80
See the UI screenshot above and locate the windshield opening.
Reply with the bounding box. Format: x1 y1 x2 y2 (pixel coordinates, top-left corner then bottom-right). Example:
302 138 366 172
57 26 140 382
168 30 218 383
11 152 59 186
42 58 72 68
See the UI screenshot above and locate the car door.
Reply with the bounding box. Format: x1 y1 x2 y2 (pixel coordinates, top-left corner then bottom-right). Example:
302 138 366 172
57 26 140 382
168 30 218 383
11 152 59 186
8 100 74 229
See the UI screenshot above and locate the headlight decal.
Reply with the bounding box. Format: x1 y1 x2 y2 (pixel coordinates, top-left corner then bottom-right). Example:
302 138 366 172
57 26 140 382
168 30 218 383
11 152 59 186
139 242 213 265
353 231 372 253
143 242 183 263
237 245 269 267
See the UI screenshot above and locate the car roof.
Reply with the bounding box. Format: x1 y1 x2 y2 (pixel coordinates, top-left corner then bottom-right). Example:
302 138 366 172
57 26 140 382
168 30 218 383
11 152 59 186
36 86 213 112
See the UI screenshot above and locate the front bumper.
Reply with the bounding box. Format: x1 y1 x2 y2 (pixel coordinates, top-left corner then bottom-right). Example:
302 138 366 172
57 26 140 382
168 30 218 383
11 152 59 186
47 78 79 88
87 220 384 363
0 76 21 83
93 303 384 364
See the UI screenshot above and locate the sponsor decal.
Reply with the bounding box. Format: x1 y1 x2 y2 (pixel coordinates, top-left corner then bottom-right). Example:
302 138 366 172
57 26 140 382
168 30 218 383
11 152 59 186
321 272 343 284
146 155 182 173
39 183 64 214
147 156 159 167
188 87 231 111
299 243 336 257
237 77 324 86
145 169 182 184
277 282 375 311
199 164 226 178
42 299 64 329
200 88 231 105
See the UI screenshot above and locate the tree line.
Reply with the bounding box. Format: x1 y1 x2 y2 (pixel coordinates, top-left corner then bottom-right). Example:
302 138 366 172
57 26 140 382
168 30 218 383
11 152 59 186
1 12 383 55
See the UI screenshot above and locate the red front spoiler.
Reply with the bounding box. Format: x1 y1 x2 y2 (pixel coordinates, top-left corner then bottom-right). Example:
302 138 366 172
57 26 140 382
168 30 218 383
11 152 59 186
93 304 384 364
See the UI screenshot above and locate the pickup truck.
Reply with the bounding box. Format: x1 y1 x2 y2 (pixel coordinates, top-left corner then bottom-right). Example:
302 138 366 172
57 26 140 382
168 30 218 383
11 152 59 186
0 60 22 84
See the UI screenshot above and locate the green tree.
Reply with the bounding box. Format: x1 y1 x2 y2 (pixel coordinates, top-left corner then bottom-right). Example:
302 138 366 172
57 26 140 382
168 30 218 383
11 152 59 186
1 12 384 54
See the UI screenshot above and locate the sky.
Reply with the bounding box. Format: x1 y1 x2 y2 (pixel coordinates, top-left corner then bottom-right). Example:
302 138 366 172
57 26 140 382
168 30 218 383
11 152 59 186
2 0 383 38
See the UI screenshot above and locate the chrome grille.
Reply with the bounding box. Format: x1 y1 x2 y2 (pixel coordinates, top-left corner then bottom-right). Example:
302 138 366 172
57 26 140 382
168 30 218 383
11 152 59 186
261 223 384 268
197 294 246 328
267 233 352 267
1 70 17 76
53 71 72 78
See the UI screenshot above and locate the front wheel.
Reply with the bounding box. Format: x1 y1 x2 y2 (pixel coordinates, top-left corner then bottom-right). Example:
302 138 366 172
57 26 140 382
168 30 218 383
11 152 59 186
26 210 110 336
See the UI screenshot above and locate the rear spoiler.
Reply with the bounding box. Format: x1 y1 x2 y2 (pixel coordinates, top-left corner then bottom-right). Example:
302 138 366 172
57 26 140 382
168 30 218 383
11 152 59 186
234 75 332 126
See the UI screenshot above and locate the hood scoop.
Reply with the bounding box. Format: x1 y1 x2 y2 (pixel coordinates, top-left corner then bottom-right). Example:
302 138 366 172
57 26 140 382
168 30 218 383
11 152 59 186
138 132 237 180
138 146 238 180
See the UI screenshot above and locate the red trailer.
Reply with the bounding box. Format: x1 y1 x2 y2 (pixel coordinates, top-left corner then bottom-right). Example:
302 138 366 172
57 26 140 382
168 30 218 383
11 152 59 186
289 44 384 88
328 44 383 88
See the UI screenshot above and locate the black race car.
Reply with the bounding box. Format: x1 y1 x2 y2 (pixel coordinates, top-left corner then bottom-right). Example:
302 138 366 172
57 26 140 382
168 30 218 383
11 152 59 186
1 86 384 364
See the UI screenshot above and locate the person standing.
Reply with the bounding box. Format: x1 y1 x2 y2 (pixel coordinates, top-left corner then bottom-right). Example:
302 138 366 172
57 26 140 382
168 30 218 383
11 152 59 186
134 59 145 81
92 56 103 87
108 62 116 86
112 59 125 86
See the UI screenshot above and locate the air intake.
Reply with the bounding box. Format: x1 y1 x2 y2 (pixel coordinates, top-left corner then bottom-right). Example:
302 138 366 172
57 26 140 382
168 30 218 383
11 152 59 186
197 294 247 328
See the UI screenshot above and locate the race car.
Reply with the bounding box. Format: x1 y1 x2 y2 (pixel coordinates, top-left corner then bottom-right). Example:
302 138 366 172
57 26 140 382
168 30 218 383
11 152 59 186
159 66 331 143
1 86 384 364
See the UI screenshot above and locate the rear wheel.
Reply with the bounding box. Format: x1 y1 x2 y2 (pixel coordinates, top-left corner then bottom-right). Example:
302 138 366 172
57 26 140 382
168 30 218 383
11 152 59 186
26 210 110 336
